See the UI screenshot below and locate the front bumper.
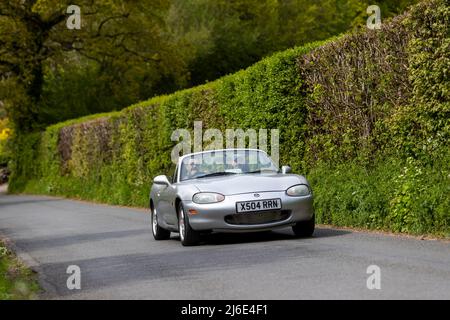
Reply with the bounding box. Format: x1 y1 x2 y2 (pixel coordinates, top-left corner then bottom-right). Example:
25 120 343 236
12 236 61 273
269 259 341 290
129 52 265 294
183 191 314 232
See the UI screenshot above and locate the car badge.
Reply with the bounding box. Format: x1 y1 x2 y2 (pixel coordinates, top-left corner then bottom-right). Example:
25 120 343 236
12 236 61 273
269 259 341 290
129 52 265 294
254 193 260 198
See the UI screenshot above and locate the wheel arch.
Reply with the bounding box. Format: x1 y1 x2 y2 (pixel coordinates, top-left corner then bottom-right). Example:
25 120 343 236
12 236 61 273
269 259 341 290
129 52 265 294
150 198 154 210
175 197 182 218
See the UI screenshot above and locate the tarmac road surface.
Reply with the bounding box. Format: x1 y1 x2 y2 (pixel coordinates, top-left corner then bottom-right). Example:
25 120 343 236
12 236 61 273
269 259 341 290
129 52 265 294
0 192 449 299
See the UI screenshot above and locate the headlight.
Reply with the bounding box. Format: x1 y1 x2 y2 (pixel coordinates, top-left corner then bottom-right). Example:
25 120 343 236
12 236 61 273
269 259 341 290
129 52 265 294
192 192 225 204
286 184 310 196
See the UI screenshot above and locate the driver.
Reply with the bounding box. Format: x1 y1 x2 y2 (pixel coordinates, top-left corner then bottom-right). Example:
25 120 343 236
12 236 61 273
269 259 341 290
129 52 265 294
186 159 202 179
227 156 244 172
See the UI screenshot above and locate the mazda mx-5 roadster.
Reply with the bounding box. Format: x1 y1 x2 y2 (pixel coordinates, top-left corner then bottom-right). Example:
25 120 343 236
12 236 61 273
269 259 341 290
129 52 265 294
150 148 314 246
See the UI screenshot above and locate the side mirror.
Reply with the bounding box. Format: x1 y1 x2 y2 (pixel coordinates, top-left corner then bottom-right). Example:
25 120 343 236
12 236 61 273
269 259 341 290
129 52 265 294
281 165 292 174
153 175 171 186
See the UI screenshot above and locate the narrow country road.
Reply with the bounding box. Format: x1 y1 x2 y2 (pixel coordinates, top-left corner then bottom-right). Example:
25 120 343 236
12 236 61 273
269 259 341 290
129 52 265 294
0 190 449 299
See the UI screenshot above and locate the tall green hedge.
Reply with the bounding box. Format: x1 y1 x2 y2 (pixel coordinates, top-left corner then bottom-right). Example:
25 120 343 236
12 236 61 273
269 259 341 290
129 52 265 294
9 0 449 236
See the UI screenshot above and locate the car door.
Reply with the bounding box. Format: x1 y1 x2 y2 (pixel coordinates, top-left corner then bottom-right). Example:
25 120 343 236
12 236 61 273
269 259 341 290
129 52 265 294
158 164 179 226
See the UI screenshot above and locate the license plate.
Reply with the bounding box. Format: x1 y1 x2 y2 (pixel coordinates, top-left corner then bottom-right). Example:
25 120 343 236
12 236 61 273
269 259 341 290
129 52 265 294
236 198 282 213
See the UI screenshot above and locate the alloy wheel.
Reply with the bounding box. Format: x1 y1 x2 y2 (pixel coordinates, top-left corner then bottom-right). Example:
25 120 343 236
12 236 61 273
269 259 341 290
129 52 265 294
152 208 158 236
179 207 185 242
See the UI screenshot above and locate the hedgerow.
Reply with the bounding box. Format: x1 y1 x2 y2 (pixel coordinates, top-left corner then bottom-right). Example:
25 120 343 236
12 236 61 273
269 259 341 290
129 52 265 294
9 0 449 237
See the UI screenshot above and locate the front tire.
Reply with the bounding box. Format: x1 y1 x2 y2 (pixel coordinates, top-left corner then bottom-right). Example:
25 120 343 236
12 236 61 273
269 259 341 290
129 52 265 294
151 205 170 240
292 214 315 237
178 202 200 246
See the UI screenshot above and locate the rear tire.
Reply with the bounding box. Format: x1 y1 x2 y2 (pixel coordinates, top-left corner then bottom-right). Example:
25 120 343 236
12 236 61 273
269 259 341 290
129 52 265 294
178 202 200 246
292 214 315 237
151 205 170 240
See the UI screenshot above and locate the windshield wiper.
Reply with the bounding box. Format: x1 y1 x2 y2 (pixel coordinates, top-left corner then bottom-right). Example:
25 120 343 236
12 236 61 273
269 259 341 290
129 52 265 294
195 172 237 179
246 169 277 174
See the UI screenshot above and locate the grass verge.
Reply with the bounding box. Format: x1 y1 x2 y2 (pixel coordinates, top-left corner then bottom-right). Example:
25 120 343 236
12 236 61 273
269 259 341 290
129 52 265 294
0 238 40 300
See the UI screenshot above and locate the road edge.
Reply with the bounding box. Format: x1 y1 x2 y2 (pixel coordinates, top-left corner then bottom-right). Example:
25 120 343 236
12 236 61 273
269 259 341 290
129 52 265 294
4 190 450 243
0 233 59 299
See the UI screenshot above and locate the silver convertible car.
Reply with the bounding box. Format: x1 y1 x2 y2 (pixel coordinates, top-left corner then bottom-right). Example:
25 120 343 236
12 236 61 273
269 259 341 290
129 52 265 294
150 149 314 246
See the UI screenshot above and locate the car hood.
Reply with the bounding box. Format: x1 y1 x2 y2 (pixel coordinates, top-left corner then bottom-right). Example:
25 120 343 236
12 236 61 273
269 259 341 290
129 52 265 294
187 173 306 195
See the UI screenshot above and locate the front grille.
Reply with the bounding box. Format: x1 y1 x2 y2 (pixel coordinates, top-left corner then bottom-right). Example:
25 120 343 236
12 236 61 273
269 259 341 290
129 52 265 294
224 210 291 225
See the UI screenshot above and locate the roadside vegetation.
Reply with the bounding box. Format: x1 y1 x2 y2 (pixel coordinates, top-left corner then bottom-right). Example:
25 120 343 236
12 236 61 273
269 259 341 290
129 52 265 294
0 0 416 182
0 239 39 300
0 0 415 132
0 118 11 183
2 0 448 237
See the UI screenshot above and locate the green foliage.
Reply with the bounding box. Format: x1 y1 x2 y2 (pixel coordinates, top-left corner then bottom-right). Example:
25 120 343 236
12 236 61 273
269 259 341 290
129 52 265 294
0 140 11 167
167 0 418 86
310 160 395 228
298 17 411 167
0 0 184 131
310 154 449 236
0 118 11 166
388 158 426 233
8 0 450 237
1 0 418 131
387 0 450 163
0 240 39 300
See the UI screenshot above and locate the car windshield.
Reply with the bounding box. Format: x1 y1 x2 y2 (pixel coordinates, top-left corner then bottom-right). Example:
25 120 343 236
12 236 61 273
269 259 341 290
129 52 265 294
180 150 278 181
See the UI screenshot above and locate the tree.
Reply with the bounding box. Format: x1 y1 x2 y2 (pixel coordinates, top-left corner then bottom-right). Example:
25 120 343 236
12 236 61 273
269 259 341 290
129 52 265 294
1 0 419 131
166 0 280 85
0 0 185 131
166 0 417 87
